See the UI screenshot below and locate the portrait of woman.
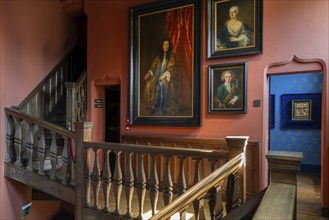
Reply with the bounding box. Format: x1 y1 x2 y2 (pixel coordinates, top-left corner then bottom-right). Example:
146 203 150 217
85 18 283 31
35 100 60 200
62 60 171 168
216 5 253 50
207 0 262 58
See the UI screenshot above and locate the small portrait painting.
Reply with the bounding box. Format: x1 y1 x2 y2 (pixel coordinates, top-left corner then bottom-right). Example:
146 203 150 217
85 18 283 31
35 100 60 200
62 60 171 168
207 0 263 58
208 63 247 114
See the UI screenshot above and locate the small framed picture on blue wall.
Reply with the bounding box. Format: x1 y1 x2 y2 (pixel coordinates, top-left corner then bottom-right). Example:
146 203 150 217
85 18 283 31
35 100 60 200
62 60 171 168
292 100 312 121
281 93 321 129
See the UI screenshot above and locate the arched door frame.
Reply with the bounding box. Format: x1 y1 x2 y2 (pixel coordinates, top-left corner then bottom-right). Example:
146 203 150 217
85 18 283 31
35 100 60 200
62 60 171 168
263 55 329 215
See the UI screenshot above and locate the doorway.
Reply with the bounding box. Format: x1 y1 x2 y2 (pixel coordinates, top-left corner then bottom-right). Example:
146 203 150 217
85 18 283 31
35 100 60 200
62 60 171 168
268 72 322 174
105 85 120 143
265 56 328 216
105 85 120 174
268 72 323 217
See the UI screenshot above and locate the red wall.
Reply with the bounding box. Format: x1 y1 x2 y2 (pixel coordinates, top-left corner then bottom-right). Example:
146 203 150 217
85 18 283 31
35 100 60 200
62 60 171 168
85 0 329 211
0 1 77 219
0 1 328 219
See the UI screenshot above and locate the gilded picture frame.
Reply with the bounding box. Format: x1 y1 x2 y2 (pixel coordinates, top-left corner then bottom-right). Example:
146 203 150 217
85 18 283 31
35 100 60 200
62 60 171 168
281 93 321 129
208 62 247 114
130 0 201 126
207 0 263 58
292 100 312 120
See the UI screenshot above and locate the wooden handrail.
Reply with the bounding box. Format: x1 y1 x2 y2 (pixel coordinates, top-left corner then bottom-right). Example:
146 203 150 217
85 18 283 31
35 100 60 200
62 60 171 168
84 141 228 160
150 153 245 219
16 46 86 121
18 46 83 109
4 107 75 139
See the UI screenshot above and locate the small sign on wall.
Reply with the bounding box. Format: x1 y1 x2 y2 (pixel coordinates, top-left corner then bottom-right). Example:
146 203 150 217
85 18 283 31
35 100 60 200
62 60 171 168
94 99 104 108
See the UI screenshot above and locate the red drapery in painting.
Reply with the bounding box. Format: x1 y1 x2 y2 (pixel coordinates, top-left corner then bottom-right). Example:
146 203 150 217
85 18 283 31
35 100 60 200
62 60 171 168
166 6 193 111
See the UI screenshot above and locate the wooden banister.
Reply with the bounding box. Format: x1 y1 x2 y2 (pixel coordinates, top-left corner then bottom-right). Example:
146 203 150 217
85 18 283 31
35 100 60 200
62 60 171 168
253 150 303 220
4 108 77 204
5 107 75 139
18 47 86 119
150 153 245 220
122 134 259 198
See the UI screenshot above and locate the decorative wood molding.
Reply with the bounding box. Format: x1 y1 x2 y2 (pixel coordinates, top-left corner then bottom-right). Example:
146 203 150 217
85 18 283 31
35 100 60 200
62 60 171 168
60 0 84 17
94 74 121 87
265 55 326 75
4 163 75 204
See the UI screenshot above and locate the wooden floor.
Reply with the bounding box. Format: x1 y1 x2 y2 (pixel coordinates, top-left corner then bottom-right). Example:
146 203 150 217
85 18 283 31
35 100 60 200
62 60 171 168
297 172 328 220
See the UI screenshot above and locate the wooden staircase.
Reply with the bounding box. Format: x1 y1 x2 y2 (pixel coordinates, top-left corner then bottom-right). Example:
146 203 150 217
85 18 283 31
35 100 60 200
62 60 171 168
3 46 303 220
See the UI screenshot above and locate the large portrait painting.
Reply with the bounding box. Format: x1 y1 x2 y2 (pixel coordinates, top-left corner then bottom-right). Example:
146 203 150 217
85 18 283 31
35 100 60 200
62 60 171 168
130 0 201 126
208 63 247 114
207 0 263 58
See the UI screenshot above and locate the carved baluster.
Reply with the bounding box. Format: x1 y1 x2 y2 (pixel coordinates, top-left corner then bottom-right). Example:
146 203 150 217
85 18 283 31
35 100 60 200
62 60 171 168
32 125 40 168
65 82 77 131
80 85 85 119
149 153 159 215
5 114 14 163
85 148 92 208
113 150 123 215
193 157 205 220
91 148 101 210
76 89 81 122
38 127 46 175
213 182 224 220
163 155 173 206
177 156 187 219
226 172 242 213
50 131 57 180
61 136 69 185
25 122 35 171
102 150 112 213
137 153 146 220
69 138 76 185
124 152 134 218
207 159 223 219
177 156 187 196
13 118 23 167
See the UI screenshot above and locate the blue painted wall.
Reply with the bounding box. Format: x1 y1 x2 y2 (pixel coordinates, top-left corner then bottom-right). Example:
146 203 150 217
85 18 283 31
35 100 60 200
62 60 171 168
270 73 322 169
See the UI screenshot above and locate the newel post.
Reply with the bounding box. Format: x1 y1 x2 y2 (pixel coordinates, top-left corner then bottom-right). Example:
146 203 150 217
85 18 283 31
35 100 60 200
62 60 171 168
225 136 249 202
266 151 303 185
75 122 94 220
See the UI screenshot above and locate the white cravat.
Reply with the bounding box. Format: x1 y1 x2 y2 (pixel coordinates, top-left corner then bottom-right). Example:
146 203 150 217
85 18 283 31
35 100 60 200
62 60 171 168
225 83 231 92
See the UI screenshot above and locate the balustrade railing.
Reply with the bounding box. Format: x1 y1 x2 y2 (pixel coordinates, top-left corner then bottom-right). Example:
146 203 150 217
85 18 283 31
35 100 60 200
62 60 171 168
150 152 245 220
18 47 86 120
65 70 87 131
75 123 248 220
5 107 76 188
4 115 248 219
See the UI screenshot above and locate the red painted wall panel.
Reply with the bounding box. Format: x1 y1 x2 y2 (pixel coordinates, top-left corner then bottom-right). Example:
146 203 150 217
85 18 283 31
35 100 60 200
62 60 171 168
0 1 77 219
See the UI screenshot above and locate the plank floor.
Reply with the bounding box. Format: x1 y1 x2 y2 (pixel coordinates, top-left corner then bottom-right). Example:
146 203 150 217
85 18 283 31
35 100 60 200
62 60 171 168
297 172 328 220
